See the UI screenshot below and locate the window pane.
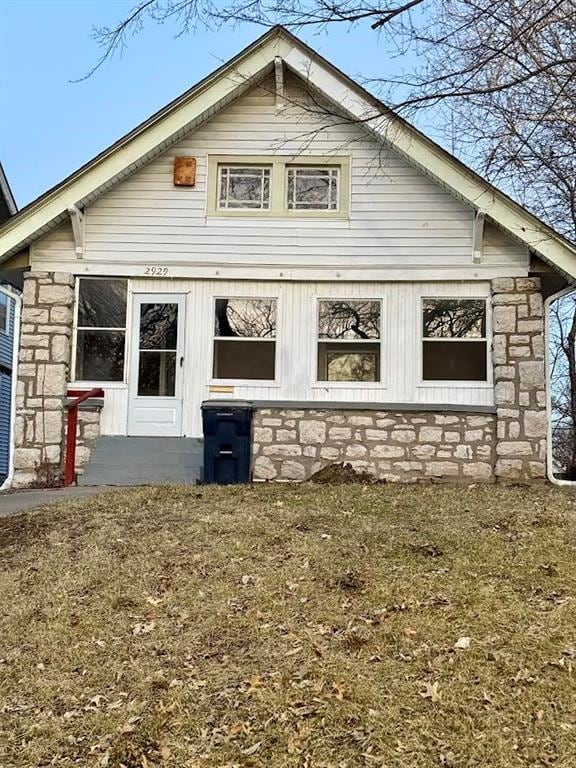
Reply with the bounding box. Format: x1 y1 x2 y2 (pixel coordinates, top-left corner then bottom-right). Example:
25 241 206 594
423 340 487 381
423 299 486 338
218 166 270 209
139 303 178 350
78 279 127 328
76 330 125 381
287 167 339 210
215 299 276 338
318 300 380 339
318 342 380 382
138 351 176 396
213 340 275 380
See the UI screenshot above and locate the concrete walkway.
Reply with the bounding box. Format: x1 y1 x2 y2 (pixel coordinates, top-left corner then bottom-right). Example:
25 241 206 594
0 485 139 518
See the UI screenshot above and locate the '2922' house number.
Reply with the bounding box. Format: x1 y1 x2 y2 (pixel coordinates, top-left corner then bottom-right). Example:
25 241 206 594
144 266 169 276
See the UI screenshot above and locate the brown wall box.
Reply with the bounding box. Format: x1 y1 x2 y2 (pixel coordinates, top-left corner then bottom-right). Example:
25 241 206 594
174 156 196 186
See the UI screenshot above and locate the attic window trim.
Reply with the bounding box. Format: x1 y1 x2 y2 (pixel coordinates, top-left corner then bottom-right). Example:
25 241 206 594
206 154 350 218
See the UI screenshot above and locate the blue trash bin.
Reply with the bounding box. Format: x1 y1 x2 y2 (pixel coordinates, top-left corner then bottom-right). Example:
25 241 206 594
201 400 253 484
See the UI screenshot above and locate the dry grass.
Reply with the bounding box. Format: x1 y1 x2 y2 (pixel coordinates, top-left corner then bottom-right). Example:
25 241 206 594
1 483 575 768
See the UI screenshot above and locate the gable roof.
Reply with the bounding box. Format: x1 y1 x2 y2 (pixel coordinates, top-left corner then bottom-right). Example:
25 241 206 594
0 161 17 224
1 26 575 280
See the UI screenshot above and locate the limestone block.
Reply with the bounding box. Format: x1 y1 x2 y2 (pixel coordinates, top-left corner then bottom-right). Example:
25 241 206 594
493 305 516 333
495 458 523 480
346 444 367 458
515 277 540 292
24 308 49 324
434 415 460 425
52 272 75 286
494 365 515 380
37 364 67 397
44 444 61 464
393 461 423 472
277 429 297 442
492 335 507 364
411 444 436 459
376 418 396 428
510 335 529 345
11 470 37 489
74 446 92 467
50 306 74 325
508 422 520 439
464 429 483 442
21 334 49 348
391 429 416 443
531 335 545 359
492 294 526 305
81 423 100 441
509 346 530 358
495 381 515 405
299 420 326 444
329 426 352 440
52 335 71 364
263 444 302 458
261 418 282 427
496 441 533 456
524 410 548 438
303 446 317 458
366 428 388 441
13 447 41 469
519 393 529 406
444 431 460 443
425 461 459 476
536 391 547 408
320 446 340 460
454 445 472 460
529 293 543 317
35 410 63 444
371 445 405 459
476 445 492 459
519 361 545 391
529 461 546 479
463 462 493 481
38 284 74 306
280 460 306 481
419 426 443 442
348 415 374 426
253 456 277 480
23 278 38 305
517 320 542 333
492 278 515 293
253 427 273 443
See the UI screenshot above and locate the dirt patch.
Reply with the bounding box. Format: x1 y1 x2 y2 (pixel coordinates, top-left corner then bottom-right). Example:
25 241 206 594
308 461 384 485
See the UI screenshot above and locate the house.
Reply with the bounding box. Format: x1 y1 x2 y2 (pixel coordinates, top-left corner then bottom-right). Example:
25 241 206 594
0 27 574 488
0 162 19 485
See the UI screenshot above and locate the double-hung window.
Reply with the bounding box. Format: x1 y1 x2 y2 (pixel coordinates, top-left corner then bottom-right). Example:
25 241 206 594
0 292 10 334
213 298 277 380
75 278 128 381
218 165 271 210
422 298 488 381
317 299 381 382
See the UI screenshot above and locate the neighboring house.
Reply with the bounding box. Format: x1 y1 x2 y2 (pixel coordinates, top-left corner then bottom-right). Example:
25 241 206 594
0 27 575 488
0 162 18 484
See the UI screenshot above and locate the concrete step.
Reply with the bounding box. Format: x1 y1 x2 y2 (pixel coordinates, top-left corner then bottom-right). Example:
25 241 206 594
79 436 204 487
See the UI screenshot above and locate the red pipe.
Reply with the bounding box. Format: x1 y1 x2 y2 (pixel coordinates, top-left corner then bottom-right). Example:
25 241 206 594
64 388 104 486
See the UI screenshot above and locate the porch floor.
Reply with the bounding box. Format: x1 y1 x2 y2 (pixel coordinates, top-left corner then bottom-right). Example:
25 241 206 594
78 436 203 486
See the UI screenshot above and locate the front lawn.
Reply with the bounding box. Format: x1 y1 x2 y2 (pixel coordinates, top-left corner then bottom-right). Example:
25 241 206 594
1 484 575 767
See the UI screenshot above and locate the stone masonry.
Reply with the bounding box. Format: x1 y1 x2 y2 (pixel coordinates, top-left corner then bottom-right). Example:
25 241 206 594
491 277 547 481
252 409 496 483
12 271 75 487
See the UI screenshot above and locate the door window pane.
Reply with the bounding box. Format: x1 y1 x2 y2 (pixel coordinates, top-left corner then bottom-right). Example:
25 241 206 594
218 166 271 210
78 279 127 328
138 351 176 396
76 330 125 381
139 303 178 350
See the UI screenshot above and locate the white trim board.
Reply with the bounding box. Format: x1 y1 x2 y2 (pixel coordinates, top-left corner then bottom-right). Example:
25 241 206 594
0 27 575 280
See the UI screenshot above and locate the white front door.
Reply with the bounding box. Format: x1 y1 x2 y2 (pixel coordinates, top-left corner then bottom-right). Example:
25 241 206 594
128 293 186 436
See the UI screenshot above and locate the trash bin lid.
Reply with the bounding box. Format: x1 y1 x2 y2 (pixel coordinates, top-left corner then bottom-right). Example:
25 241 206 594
201 399 253 410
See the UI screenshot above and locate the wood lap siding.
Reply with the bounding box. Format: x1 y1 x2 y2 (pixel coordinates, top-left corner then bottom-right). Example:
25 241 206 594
34 73 484 269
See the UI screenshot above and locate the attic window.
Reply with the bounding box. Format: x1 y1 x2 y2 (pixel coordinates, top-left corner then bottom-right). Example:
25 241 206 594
287 166 339 210
422 298 488 382
218 165 271 210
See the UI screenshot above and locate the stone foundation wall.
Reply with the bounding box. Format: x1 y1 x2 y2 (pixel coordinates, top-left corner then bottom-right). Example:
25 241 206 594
252 409 496 483
71 407 102 476
13 271 74 488
491 278 547 481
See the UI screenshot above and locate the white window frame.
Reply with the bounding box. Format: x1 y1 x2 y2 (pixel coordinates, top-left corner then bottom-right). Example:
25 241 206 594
286 165 340 211
217 164 272 211
312 297 385 388
72 277 131 387
418 295 492 388
209 295 281 387
0 292 10 335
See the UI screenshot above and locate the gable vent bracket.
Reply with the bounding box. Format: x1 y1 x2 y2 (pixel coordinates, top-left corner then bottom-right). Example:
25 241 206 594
472 210 486 264
68 205 85 259
274 56 284 113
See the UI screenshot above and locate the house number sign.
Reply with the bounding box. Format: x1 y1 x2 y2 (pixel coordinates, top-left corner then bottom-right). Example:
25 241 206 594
143 266 169 276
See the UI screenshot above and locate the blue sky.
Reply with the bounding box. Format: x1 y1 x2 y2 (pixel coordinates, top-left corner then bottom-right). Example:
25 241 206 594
0 0 425 208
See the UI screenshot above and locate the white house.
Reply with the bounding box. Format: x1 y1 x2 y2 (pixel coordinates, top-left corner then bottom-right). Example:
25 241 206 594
0 27 574 487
